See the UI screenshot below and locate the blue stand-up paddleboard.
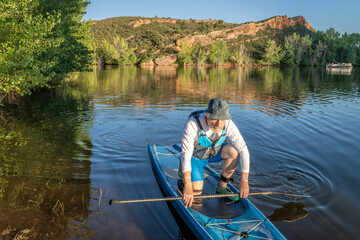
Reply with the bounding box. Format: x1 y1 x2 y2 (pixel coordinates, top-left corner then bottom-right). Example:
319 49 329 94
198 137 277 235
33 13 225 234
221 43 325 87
148 144 287 240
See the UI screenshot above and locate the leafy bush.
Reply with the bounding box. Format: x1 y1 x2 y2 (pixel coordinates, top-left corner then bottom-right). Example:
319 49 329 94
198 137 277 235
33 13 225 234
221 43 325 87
0 0 92 104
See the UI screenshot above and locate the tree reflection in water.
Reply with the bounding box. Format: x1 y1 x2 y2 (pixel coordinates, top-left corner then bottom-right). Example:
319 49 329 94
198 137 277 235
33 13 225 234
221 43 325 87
0 80 94 239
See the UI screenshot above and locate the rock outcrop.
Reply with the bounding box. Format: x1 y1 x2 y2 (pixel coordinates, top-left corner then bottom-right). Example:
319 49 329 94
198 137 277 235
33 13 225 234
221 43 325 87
139 60 155 66
154 55 177 66
176 16 314 46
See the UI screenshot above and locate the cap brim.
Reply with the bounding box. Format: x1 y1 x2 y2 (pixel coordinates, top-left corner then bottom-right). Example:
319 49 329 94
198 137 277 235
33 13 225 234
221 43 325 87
204 111 231 120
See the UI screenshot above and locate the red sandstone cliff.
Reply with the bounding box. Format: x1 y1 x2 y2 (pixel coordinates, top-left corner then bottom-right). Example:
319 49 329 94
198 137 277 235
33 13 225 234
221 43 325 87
175 16 315 46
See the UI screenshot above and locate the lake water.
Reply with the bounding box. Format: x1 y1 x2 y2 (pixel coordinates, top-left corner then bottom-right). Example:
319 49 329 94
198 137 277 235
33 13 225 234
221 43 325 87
1 66 359 239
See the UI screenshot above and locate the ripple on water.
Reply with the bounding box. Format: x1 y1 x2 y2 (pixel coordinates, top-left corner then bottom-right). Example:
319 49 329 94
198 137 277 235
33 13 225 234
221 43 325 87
231 97 306 119
246 147 334 209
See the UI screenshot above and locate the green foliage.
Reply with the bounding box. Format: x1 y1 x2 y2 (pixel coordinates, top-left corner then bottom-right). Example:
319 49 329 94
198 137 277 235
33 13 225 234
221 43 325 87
144 29 162 46
337 33 360 64
198 22 209 33
138 50 155 63
115 36 137 64
176 42 208 65
260 40 284 65
229 44 251 65
98 36 137 64
208 41 229 65
0 0 60 101
214 20 226 29
0 0 93 104
309 41 327 66
177 42 192 65
315 29 360 65
36 0 93 75
272 25 316 45
322 28 341 62
191 43 207 65
283 33 312 65
99 39 119 64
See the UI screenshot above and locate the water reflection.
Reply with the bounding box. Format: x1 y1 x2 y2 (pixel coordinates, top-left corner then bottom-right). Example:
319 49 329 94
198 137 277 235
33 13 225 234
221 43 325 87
0 82 94 239
326 67 352 75
1 66 359 239
73 66 359 118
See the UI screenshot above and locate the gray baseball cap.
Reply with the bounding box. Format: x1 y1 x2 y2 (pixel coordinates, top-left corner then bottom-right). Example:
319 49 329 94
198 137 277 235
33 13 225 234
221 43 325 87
204 98 232 120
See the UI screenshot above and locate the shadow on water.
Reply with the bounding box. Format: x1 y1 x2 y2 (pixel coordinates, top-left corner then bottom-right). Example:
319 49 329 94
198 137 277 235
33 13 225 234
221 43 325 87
268 202 309 222
166 201 198 240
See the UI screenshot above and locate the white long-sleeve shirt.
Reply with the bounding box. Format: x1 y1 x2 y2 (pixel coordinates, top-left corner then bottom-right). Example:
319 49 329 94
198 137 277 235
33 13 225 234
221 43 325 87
180 112 250 174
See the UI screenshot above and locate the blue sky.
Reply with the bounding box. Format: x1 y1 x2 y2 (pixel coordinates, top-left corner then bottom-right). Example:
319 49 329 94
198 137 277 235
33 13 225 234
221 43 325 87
84 0 359 34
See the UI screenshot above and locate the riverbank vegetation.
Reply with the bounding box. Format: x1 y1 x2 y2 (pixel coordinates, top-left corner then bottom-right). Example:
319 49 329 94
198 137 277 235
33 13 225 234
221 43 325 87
0 0 93 104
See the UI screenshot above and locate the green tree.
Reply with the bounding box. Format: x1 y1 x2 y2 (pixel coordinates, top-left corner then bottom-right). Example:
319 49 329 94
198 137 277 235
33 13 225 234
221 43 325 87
208 40 229 65
309 41 327 66
338 33 360 64
315 28 360 65
177 42 192 65
98 36 137 65
191 43 207 65
283 33 312 65
99 39 118 64
260 40 284 65
214 20 226 29
145 30 162 47
0 0 92 104
0 0 60 103
113 36 137 64
230 44 251 65
36 0 93 77
198 22 209 33
322 28 341 63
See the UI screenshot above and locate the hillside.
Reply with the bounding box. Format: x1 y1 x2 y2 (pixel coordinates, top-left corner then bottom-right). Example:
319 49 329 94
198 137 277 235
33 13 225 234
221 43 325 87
176 16 314 47
90 15 316 65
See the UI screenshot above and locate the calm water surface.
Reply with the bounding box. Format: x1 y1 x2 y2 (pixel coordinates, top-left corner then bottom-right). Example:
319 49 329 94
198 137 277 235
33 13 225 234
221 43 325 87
1 66 360 239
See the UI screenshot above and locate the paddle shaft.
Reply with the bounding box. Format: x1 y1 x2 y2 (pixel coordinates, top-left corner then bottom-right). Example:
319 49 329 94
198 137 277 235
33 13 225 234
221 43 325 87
109 192 310 205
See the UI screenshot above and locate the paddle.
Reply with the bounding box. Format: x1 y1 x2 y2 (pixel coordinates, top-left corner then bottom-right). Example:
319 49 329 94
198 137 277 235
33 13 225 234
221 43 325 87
109 191 310 205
